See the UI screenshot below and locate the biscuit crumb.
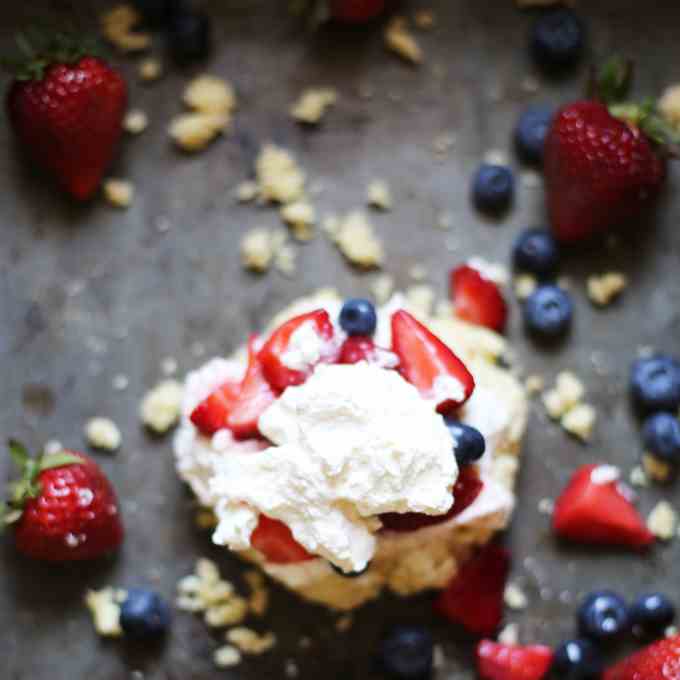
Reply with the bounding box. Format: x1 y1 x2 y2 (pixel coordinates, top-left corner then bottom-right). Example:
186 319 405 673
103 179 134 208
235 180 259 202
290 88 337 124
244 570 269 617
184 75 236 115
168 113 229 152
514 273 537 300
432 132 456 156
335 614 353 632
275 242 298 277
138 57 163 82
504 583 529 610
647 500 677 541
561 403 597 442
101 5 151 52
241 227 276 272
498 623 519 646
543 371 585 418
642 453 673 484
538 498 554 515
139 379 183 434
371 274 395 304
629 465 648 488
384 16 423 65
409 263 428 282
85 417 121 452
226 627 277 654
525 374 544 396
214 645 242 668
123 109 148 134
659 84 680 132
413 8 436 29
367 180 392 210
256 145 306 205
332 211 384 268
587 272 627 307
280 200 316 242
85 587 124 637
436 211 453 230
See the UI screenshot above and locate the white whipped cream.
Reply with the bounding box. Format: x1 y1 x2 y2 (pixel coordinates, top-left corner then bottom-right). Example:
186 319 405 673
209 362 457 572
431 374 466 406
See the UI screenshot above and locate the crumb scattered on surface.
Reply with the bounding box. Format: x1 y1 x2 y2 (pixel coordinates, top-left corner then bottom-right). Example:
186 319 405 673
290 88 337 124
413 8 436 29
514 273 537 300
436 211 453 230
168 113 229 151
214 645 242 668
235 180 259 202
103 179 134 208
280 200 317 241
384 16 423 64
85 587 125 637
543 371 585 418
525 374 544 396
256 145 306 205
275 242 298 277
101 4 151 52
371 274 395 304
629 465 649 488
184 75 236 115
505 583 529 610
226 627 277 654
367 180 392 210
112 374 129 391
241 227 276 272
123 109 148 134
587 272 627 307
332 211 384 268
538 497 554 515
138 57 163 82
498 622 519 646
85 417 121 451
483 149 510 166
244 570 269 617
432 132 456 155
647 501 677 541
335 614 353 633
561 403 597 442
139 380 183 434
659 84 680 132
642 453 673 484
409 263 428 281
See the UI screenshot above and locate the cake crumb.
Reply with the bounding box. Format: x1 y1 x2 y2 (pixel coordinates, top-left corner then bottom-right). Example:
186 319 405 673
525 374 544 396
504 583 529 610
139 379 183 434
235 180 259 202
498 623 519 646
290 88 337 124
587 272 627 307
184 75 236 115
85 587 124 637
103 179 134 208
85 417 121 452
226 627 277 655
281 200 317 242
101 5 151 52
436 211 453 230
367 180 392 210
332 211 384 268
514 273 537 300
256 145 306 205
629 466 649 488
335 614 353 632
241 227 276 272
642 453 673 484
538 498 554 515
384 16 423 65
168 113 229 152
413 8 436 29
123 109 148 134
659 84 680 132
138 57 163 82
561 403 597 442
409 263 428 281
647 501 677 541
543 371 585 419
275 242 298 277
371 274 395 304
214 645 242 668
285 659 299 678
432 132 456 155
244 570 269 617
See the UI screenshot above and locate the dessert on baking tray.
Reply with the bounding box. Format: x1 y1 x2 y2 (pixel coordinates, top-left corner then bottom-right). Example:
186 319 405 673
175 288 528 609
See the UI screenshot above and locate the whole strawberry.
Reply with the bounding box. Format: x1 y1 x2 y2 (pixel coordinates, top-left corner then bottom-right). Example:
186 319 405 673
544 59 669 242
2 440 123 561
6 33 127 200
604 633 680 680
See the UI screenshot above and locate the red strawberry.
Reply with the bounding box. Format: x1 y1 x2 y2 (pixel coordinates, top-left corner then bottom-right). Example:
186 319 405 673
477 640 554 680
544 100 666 243
228 336 277 439
250 515 315 565
604 633 680 680
3 441 123 561
552 464 654 550
339 336 377 364
190 380 241 437
391 309 475 413
258 310 337 393
330 0 387 23
7 34 127 200
380 465 483 532
435 543 510 636
450 265 508 333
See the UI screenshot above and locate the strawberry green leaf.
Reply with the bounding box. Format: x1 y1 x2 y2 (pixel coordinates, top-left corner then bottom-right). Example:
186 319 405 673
39 452 81 471
8 439 30 469
588 56 633 104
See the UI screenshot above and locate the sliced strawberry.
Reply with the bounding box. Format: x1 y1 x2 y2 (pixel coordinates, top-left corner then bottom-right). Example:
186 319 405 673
250 515 315 565
604 633 680 680
258 310 336 392
228 336 277 440
434 543 510 636
477 640 554 680
391 310 474 412
450 265 508 332
190 380 241 437
552 464 655 550
380 465 483 532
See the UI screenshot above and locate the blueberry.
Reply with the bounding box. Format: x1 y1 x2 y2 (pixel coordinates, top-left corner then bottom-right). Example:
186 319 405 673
512 227 560 277
167 10 211 64
630 593 676 635
514 106 554 164
530 9 585 71
642 413 680 464
631 356 680 414
551 639 603 680
379 626 433 680
445 419 486 466
577 590 630 642
331 561 370 578
472 164 514 214
120 588 171 639
340 299 377 336
523 285 572 339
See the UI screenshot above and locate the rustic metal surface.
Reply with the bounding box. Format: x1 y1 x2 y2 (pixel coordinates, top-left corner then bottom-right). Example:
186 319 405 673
2 1 680 678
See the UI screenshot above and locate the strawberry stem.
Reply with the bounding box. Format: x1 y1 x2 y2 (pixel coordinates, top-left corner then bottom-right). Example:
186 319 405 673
588 56 633 104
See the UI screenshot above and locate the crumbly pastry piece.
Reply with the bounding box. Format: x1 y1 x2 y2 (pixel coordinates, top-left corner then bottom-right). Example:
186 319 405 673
169 113 229 152
256 145 306 205
175 290 528 610
85 417 122 451
103 179 134 208
123 109 148 134
587 272 627 307
140 380 183 433
101 5 151 52
384 17 423 65
331 211 384 268
290 88 337 124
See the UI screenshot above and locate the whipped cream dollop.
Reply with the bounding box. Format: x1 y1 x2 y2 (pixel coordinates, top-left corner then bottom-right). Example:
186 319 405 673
210 362 458 572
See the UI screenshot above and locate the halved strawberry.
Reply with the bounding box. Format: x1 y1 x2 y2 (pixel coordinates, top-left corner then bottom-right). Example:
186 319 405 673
450 265 508 332
258 310 336 392
604 633 680 680
250 515 315 564
228 336 277 440
391 310 474 412
434 543 510 636
190 380 241 437
339 336 377 364
477 640 554 680
380 465 483 532
552 464 655 550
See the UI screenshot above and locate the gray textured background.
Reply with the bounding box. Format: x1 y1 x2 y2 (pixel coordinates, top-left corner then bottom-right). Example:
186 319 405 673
2 1 680 678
